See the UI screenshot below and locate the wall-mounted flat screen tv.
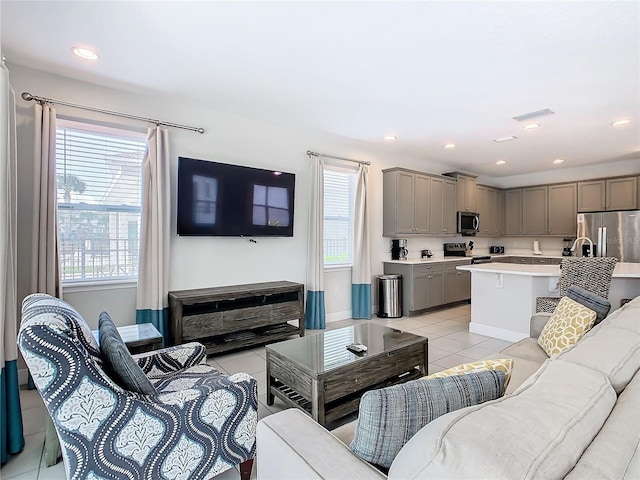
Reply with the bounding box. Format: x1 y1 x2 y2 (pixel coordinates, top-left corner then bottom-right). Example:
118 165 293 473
177 157 295 237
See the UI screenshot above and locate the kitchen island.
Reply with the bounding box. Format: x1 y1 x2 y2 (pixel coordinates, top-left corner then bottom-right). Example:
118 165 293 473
456 262 640 341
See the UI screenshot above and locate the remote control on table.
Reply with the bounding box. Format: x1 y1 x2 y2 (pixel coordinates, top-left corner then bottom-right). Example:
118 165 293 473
346 343 368 354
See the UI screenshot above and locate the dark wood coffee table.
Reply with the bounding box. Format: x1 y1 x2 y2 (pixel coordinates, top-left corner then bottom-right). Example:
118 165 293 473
266 323 428 426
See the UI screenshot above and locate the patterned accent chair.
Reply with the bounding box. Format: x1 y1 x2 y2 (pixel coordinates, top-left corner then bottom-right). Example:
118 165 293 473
17 294 257 480
535 257 618 313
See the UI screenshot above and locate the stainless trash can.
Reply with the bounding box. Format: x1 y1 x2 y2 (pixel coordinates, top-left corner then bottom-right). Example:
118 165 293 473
377 274 402 318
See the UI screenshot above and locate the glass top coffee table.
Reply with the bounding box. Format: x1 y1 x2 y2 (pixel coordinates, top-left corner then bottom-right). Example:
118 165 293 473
266 323 428 426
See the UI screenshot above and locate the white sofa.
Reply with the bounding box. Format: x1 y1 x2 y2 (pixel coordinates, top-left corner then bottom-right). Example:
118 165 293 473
256 296 640 479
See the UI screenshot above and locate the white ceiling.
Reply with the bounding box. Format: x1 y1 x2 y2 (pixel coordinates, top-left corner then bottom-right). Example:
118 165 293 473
1 1 639 177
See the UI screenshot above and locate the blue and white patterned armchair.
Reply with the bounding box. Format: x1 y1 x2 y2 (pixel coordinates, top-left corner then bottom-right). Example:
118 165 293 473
17 293 257 480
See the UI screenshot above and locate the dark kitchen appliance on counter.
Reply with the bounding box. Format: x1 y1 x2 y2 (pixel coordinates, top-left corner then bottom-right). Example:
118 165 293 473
471 256 492 264
391 239 408 260
562 238 574 256
489 246 505 254
421 249 433 259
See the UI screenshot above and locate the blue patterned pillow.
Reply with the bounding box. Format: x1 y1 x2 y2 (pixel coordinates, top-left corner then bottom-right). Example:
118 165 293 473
566 285 611 324
350 370 505 468
98 312 157 396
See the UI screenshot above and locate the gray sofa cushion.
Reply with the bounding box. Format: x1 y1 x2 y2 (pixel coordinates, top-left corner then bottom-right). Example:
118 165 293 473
350 370 505 468
388 360 616 480
566 285 611 324
98 312 157 395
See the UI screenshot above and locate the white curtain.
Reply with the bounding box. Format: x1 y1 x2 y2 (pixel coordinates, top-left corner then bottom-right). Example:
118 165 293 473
305 158 326 329
1 59 24 463
31 101 60 297
136 125 170 344
352 163 371 318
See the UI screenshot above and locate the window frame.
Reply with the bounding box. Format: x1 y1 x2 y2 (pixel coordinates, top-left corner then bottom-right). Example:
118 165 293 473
55 119 147 287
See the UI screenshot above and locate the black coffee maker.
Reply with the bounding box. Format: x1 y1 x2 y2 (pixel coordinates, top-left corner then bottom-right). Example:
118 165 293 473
391 239 408 260
562 238 574 256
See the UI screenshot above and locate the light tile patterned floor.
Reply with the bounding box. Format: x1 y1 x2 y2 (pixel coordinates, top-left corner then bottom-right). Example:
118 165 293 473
1 303 511 480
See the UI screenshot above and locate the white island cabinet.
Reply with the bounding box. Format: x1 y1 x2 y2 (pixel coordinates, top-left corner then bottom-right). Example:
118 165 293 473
456 262 640 342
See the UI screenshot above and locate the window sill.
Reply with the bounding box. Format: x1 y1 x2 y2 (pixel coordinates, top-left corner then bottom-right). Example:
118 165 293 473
62 278 137 293
324 265 353 273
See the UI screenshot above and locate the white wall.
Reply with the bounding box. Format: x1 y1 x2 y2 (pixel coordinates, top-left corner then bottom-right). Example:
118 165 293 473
9 62 639 330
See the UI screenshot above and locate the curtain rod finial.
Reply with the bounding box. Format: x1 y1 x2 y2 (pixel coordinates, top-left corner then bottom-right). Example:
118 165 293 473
197 128 205 134
21 92 33 101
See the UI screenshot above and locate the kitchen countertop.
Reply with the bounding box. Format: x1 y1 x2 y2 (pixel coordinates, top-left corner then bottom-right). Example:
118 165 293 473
384 254 565 265
456 262 640 278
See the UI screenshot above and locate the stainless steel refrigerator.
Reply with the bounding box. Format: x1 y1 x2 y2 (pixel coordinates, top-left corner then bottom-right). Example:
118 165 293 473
576 210 640 262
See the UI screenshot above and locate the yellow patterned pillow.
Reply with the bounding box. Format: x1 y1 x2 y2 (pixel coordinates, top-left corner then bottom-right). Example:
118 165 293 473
538 296 597 356
424 358 513 391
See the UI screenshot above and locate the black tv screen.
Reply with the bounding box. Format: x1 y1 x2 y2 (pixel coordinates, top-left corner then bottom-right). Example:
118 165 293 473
177 157 295 237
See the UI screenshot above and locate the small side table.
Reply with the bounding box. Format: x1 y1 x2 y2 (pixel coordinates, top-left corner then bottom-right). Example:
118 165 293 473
45 323 163 467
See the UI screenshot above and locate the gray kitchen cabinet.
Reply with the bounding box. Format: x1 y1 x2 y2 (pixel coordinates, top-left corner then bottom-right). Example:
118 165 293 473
606 176 637 211
578 176 637 212
548 183 577 236
444 172 477 212
444 260 471 303
429 176 457 234
522 186 548 235
477 185 502 236
383 169 430 235
511 256 533 264
504 189 523 234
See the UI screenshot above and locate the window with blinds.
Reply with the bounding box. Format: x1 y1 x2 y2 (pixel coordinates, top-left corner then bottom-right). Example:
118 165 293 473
324 168 356 266
56 122 146 283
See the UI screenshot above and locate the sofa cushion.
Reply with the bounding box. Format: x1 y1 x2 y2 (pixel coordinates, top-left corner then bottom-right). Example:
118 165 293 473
388 360 616 480
565 371 640 480
555 311 640 394
424 358 513 391
566 285 611 324
350 370 505 469
538 296 596 356
98 312 157 395
501 337 549 364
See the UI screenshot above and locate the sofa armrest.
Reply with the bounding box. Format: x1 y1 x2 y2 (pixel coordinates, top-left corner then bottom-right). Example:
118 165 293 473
134 342 207 378
530 313 553 339
257 409 386 480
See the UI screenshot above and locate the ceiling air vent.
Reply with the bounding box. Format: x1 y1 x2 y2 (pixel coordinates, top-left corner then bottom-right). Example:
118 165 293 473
512 108 555 122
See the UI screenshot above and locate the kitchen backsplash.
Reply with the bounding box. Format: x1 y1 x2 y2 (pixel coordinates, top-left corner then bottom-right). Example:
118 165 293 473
391 236 566 260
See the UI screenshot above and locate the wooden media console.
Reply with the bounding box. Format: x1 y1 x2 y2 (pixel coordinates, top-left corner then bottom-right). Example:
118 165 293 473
169 281 305 355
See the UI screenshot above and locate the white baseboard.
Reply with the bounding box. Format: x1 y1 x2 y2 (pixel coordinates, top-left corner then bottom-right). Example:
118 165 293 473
469 322 528 343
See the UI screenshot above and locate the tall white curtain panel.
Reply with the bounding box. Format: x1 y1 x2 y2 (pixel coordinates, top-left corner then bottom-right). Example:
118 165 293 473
32 99 60 296
352 163 371 319
1 60 24 463
305 158 326 329
136 125 170 344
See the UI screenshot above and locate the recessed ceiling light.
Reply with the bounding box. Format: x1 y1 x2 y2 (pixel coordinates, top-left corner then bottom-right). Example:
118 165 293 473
444 143 456 149
553 158 564 165
524 123 540 130
496 160 507 165
494 136 518 143
611 119 631 126
72 47 98 60
384 135 397 141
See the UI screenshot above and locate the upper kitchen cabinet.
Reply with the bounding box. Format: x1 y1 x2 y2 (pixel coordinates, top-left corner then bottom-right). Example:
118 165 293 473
443 172 477 212
428 176 457 235
383 168 430 235
521 186 548 235
504 188 523 235
577 176 638 212
547 183 577 236
476 185 502 236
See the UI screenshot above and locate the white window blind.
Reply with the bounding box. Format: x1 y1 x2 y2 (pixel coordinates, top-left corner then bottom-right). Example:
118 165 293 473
323 168 356 266
56 123 146 283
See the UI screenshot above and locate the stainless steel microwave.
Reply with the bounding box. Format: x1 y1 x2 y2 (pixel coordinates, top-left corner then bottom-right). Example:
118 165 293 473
457 211 479 236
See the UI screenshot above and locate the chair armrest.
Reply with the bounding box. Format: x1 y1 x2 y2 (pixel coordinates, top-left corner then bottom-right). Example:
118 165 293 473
134 342 207 378
530 313 553 339
257 409 386 480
